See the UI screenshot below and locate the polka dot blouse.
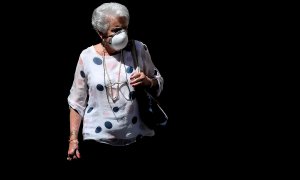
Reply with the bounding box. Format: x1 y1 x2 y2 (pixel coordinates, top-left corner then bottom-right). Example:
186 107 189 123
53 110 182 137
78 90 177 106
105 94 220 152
67 40 164 146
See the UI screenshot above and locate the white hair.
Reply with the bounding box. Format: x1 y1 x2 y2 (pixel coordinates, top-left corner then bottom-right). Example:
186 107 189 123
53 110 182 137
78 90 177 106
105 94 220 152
91 2 130 33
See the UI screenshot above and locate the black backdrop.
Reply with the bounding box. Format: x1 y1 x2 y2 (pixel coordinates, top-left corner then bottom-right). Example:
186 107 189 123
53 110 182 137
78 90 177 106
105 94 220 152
1 0 255 175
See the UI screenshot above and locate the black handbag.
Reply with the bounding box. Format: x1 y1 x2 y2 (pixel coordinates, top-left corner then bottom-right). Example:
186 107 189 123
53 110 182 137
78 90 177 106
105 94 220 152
130 40 168 129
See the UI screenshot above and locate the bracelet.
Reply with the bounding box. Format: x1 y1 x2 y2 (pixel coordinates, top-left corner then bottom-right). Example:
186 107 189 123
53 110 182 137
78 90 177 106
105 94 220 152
69 139 79 143
70 130 77 135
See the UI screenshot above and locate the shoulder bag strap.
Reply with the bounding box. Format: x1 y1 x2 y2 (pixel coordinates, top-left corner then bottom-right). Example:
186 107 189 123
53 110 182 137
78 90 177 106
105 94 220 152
130 40 140 73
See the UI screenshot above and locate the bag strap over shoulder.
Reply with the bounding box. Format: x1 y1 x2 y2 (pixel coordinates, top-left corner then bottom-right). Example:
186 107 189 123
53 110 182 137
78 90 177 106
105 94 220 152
130 40 141 73
130 40 168 121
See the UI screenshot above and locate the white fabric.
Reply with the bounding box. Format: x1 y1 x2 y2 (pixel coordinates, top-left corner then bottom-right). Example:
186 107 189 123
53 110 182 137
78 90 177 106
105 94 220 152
68 40 164 146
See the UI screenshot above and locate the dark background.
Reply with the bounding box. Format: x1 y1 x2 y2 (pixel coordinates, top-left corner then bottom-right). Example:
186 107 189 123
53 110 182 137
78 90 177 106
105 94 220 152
1 0 259 175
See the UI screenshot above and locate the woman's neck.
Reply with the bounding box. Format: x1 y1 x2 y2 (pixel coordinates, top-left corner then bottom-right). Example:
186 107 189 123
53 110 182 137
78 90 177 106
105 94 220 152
99 42 120 56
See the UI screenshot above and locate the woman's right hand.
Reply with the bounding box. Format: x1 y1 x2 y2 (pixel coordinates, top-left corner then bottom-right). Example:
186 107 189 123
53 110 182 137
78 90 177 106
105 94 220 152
130 72 153 87
67 139 81 161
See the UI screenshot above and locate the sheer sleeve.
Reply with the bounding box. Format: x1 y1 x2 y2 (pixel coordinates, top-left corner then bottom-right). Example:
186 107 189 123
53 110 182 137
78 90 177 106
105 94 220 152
140 42 164 97
67 57 88 117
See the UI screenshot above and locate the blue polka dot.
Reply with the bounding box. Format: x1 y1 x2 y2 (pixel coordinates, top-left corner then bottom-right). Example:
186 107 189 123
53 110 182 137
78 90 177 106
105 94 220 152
126 66 133 73
104 121 113 129
95 126 102 133
87 107 93 113
129 91 136 100
93 57 102 65
80 71 85 78
96 84 104 91
113 107 119 112
132 116 137 124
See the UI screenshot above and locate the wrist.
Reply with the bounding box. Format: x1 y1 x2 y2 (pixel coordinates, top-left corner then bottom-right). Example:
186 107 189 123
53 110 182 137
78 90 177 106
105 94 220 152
70 130 78 135
149 78 154 88
69 130 78 139
147 77 154 88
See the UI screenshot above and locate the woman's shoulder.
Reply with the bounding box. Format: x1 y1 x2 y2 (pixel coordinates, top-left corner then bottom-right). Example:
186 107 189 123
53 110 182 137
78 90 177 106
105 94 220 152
132 40 149 52
80 46 95 56
79 45 98 60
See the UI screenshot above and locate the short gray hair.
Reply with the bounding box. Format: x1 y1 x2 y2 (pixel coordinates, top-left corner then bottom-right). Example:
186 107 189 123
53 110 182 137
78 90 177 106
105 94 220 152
92 2 130 33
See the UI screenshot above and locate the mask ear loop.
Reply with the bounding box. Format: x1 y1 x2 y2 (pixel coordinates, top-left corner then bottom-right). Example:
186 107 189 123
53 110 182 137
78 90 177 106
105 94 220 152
95 29 107 46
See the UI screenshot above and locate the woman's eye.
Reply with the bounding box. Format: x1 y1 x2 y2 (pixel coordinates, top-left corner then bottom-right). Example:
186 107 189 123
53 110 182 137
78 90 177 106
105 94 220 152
112 28 122 33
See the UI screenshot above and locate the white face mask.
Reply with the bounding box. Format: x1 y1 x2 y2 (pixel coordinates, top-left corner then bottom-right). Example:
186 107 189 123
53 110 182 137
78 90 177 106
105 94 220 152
107 29 128 51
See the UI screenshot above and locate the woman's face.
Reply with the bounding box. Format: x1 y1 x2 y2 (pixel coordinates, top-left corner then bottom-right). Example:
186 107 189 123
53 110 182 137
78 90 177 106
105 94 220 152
101 16 128 42
100 16 128 52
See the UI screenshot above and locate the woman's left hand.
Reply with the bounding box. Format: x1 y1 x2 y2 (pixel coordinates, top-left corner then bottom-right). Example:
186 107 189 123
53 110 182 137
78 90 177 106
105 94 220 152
130 72 152 87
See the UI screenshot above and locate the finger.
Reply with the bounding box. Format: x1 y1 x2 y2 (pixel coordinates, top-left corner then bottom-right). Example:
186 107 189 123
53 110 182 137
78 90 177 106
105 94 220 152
139 73 146 79
130 78 140 84
75 149 81 159
67 152 74 158
131 73 146 82
130 81 142 87
68 148 75 156
67 152 75 161
130 72 140 79
67 155 74 161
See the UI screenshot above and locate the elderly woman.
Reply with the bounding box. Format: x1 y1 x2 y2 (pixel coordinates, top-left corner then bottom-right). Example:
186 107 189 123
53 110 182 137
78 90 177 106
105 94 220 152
67 2 164 162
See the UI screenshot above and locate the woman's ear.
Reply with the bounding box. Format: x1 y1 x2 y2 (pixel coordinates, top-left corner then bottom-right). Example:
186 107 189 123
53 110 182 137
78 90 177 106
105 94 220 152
95 30 104 42
95 30 101 36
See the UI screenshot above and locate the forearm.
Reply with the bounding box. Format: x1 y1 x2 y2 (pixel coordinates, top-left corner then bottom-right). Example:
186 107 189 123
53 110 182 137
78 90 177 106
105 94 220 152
69 108 82 140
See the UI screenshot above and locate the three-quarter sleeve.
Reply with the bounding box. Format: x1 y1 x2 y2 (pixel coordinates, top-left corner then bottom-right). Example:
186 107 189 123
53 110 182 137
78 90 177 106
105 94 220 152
67 57 88 117
140 43 164 97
